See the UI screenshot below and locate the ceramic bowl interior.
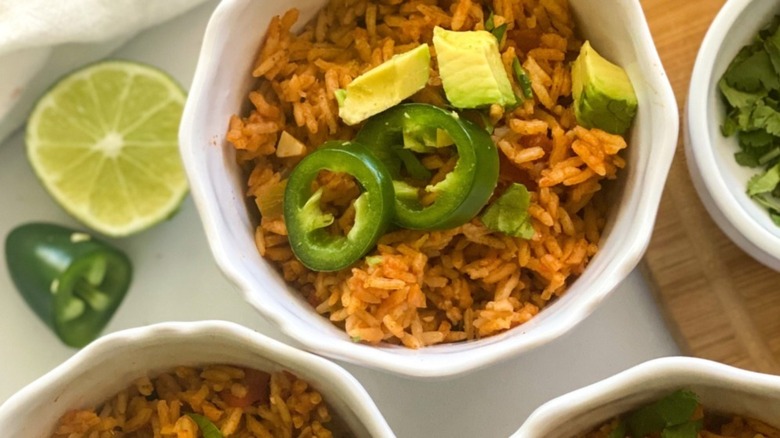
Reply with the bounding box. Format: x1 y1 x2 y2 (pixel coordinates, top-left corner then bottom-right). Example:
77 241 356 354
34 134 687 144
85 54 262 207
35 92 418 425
514 356 780 438
179 0 678 377
0 321 394 437
685 0 780 270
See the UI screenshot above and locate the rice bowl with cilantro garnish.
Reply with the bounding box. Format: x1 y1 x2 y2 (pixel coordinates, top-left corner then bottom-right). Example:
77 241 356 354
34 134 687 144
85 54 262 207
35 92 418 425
179 0 678 376
229 0 634 348
514 357 780 437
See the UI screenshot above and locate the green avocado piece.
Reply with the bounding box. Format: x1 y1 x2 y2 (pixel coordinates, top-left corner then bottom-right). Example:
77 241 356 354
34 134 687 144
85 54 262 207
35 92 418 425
433 26 516 108
337 44 431 125
572 41 638 135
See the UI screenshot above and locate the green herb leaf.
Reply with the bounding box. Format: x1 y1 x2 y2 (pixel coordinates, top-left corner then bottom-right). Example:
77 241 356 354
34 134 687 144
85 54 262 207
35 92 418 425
512 58 534 99
723 48 779 92
187 413 224 438
719 16 780 228
738 129 774 149
607 420 627 438
770 210 780 226
721 111 740 137
626 389 699 437
485 11 495 32
753 193 780 212
735 151 761 167
491 23 508 44
479 183 535 239
762 18 780 74
661 419 702 438
748 162 780 196
718 77 764 109
748 102 780 135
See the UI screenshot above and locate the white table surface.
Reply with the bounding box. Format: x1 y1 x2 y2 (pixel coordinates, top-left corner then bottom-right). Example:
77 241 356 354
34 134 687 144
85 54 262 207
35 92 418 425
0 2 681 437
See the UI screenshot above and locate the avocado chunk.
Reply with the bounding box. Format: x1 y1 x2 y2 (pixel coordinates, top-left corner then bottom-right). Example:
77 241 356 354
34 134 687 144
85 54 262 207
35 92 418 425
336 44 430 125
432 26 516 108
571 41 638 135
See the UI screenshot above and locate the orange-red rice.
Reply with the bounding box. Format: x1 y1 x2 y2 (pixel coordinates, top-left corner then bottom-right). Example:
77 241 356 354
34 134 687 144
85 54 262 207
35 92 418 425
50 365 340 438
228 0 629 348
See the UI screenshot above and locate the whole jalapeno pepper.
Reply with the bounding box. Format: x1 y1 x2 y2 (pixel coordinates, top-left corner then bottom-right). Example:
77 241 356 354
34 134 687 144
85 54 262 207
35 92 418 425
355 103 499 230
284 141 394 272
5 223 132 348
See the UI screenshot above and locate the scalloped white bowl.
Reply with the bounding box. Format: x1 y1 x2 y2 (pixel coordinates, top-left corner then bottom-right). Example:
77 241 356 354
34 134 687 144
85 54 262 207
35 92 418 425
178 0 678 378
0 321 394 437
685 0 780 271
514 356 780 437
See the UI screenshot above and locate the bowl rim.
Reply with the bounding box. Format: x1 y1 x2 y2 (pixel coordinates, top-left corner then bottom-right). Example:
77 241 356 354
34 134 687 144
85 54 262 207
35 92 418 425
513 356 780 437
178 0 680 378
0 320 395 437
685 0 780 269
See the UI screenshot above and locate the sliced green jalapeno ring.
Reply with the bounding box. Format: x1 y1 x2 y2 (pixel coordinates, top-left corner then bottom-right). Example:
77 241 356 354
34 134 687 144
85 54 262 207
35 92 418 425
4 223 132 348
355 103 500 230
284 141 395 272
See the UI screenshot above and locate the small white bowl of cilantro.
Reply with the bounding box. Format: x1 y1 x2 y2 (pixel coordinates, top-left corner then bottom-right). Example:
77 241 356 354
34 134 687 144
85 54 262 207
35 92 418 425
686 0 780 271
513 356 780 437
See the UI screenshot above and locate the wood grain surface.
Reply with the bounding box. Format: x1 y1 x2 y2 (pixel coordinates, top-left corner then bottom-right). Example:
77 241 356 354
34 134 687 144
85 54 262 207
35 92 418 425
641 0 780 375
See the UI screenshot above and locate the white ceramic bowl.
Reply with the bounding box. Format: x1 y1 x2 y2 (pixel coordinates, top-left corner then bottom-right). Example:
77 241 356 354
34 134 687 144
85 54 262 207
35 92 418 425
179 0 678 377
0 321 394 437
686 0 780 271
514 356 780 437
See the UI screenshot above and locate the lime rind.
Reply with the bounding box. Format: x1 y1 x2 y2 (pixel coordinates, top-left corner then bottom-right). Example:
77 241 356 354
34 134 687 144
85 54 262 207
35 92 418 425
26 60 189 237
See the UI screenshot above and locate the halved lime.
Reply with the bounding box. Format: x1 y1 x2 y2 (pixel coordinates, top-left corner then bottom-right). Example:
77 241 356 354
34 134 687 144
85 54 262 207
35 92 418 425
25 60 188 237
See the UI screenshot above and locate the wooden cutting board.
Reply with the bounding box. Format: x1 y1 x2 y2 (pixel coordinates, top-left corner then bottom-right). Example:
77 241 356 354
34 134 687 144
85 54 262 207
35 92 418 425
641 0 780 375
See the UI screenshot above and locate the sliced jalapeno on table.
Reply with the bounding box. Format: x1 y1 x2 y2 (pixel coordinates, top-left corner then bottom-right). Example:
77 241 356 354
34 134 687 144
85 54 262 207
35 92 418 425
356 103 499 230
284 141 394 272
4 223 132 348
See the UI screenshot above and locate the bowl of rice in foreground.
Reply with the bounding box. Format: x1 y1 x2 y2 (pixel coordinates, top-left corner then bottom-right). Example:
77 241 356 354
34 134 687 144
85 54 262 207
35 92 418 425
179 0 678 377
0 321 394 437
513 356 780 437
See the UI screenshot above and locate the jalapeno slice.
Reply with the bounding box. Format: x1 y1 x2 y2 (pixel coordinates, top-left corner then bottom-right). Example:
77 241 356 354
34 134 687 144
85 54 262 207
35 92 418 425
4 223 132 348
284 141 394 272
355 103 499 230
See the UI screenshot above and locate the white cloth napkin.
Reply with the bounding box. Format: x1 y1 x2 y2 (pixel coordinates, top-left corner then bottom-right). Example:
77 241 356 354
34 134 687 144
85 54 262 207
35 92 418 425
0 0 210 144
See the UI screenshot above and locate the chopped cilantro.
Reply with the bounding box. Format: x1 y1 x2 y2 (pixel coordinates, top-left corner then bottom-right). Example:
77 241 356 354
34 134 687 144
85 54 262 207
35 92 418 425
749 163 780 196
187 413 224 438
512 57 534 100
607 420 627 438
491 23 508 44
719 15 780 227
484 11 507 44
479 183 535 238
771 210 780 226
749 163 780 219
661 420 703 438
735 151 760 167
625 389 699 438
